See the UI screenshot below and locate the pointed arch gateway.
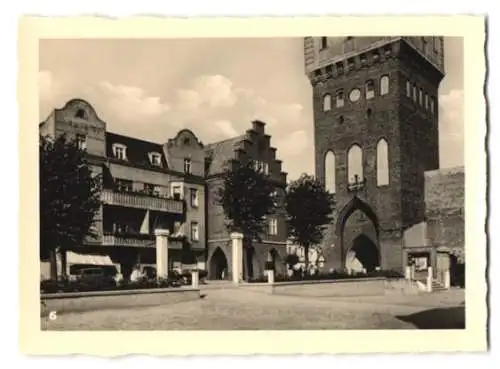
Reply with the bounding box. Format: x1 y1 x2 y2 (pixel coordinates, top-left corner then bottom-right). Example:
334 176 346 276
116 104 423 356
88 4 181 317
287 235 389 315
336 196 381 273
208 247 229 280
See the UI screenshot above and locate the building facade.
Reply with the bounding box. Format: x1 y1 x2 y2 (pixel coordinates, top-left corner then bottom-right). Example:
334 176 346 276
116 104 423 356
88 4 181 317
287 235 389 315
204 121 289 280
304 36 465 281
39 99 288 280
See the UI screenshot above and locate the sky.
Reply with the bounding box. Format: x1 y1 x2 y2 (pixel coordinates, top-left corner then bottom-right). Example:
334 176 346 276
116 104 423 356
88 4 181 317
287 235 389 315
39 37 463 180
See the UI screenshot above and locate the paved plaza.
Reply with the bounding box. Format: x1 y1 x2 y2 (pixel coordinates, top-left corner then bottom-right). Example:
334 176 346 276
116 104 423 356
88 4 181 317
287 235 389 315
41 286 465 330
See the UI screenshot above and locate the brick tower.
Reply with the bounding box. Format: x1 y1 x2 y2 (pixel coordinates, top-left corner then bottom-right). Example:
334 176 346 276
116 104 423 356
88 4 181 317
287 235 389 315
304 37 445 273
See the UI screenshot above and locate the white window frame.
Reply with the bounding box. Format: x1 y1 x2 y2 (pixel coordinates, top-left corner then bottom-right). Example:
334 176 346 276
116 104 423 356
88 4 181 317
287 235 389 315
76 133 87 151
184 158 192 174
190 188 199 207
112 143 127 160
148 152 162 166
191 222 199 241
268 218 278 236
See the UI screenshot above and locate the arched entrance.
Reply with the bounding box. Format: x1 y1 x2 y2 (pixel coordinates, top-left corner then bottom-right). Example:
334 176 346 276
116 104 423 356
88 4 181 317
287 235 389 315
336 196 381 274
266 248 283 275
209 247 228 280
243 246 259 280
345 234 380 273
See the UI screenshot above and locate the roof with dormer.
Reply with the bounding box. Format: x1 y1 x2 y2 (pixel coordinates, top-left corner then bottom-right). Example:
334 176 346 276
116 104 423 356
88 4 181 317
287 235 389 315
105 132 169 169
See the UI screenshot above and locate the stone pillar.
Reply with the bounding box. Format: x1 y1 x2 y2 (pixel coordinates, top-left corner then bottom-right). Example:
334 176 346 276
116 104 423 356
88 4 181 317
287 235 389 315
411 265 416 280
191 270 199 289
155 229 170 281
405 266 411 280
230 232 244 285
267 269 275 284
426 266 433 292
444 269 451 289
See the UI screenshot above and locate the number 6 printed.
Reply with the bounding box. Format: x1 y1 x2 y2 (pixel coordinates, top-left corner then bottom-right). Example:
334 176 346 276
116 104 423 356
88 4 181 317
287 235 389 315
49 311 57 320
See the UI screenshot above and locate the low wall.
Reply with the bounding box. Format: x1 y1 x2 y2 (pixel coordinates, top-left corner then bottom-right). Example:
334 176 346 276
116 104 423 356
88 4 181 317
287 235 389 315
41 287 201 317
239 278 421 297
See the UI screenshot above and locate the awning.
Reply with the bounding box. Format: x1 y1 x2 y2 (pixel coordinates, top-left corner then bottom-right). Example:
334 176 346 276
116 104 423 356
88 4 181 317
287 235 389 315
60 251 115 267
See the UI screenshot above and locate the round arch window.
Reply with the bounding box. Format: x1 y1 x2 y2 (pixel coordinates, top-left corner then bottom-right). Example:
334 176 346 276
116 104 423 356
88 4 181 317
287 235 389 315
349 88 361 102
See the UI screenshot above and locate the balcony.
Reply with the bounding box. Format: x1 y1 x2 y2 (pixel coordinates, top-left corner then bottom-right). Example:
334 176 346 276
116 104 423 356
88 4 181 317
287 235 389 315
101 233 183 249
101 189 184 214
347 175 366 193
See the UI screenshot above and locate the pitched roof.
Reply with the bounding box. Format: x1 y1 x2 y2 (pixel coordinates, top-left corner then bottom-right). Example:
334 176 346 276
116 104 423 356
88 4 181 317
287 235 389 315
204 135 245 176
105 132 168 169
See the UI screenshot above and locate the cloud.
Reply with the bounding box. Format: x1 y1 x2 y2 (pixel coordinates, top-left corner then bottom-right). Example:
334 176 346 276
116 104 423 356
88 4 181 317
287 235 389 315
275 130 309 157
178 74 238 109
98 81 171 122
38 71 312 178
214 120 238 138
439 89 464 168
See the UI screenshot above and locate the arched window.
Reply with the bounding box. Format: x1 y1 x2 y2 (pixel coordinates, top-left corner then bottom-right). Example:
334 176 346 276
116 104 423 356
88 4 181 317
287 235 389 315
320 37 328 50
425 93 429 110
336 89 344 108
365 80 375 99
380 75 389 95
323 94 332 112
376 139 389 186
324 151 336 194
430 96 435 113
406 80 411 97
347 144 363 184
412 84 417 102
75 108 87 119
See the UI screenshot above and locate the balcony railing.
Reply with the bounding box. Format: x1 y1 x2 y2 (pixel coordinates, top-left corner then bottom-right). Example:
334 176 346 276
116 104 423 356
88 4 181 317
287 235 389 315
101 233 183 249
101 189 184 214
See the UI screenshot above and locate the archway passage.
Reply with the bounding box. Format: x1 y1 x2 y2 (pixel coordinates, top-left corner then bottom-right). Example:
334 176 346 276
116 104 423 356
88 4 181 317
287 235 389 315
345 234 380 273
243 246 259 280
209 247 228 280
266 248 283 275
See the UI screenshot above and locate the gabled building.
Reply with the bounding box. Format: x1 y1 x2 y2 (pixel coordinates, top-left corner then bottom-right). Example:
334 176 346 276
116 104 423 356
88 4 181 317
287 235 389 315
204 121 288 280
39 99 288 281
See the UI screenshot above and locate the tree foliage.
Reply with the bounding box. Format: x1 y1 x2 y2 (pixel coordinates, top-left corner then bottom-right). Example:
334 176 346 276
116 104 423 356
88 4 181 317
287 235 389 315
217 160 277 280
285 173 335 269
218 160 277 240
39 134 102 280
285 253 300 269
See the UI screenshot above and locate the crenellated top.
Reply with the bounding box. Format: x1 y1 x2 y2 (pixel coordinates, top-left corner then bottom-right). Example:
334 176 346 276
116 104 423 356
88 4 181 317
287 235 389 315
304 36 445 85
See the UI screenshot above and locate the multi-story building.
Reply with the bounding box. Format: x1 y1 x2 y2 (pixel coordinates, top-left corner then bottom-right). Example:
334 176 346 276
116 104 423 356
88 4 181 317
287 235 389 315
204 121 288 280
304 36 465 284
39 99 288 280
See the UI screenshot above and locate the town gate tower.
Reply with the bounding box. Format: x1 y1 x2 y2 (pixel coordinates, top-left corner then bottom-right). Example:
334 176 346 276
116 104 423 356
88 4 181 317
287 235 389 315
304 36 445 273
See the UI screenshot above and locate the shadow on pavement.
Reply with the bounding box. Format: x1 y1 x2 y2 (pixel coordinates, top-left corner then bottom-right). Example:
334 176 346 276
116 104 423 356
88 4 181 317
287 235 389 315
396 306 465 329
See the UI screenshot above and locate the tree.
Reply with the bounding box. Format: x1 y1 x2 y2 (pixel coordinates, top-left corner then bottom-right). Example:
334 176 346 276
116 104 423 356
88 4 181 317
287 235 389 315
39 134 102 280
284 253 300 271
218 160 277 280
285 173 335 272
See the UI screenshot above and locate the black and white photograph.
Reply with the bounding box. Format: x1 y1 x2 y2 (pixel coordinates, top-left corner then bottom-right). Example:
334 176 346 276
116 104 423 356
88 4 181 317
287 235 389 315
18 15 487 355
